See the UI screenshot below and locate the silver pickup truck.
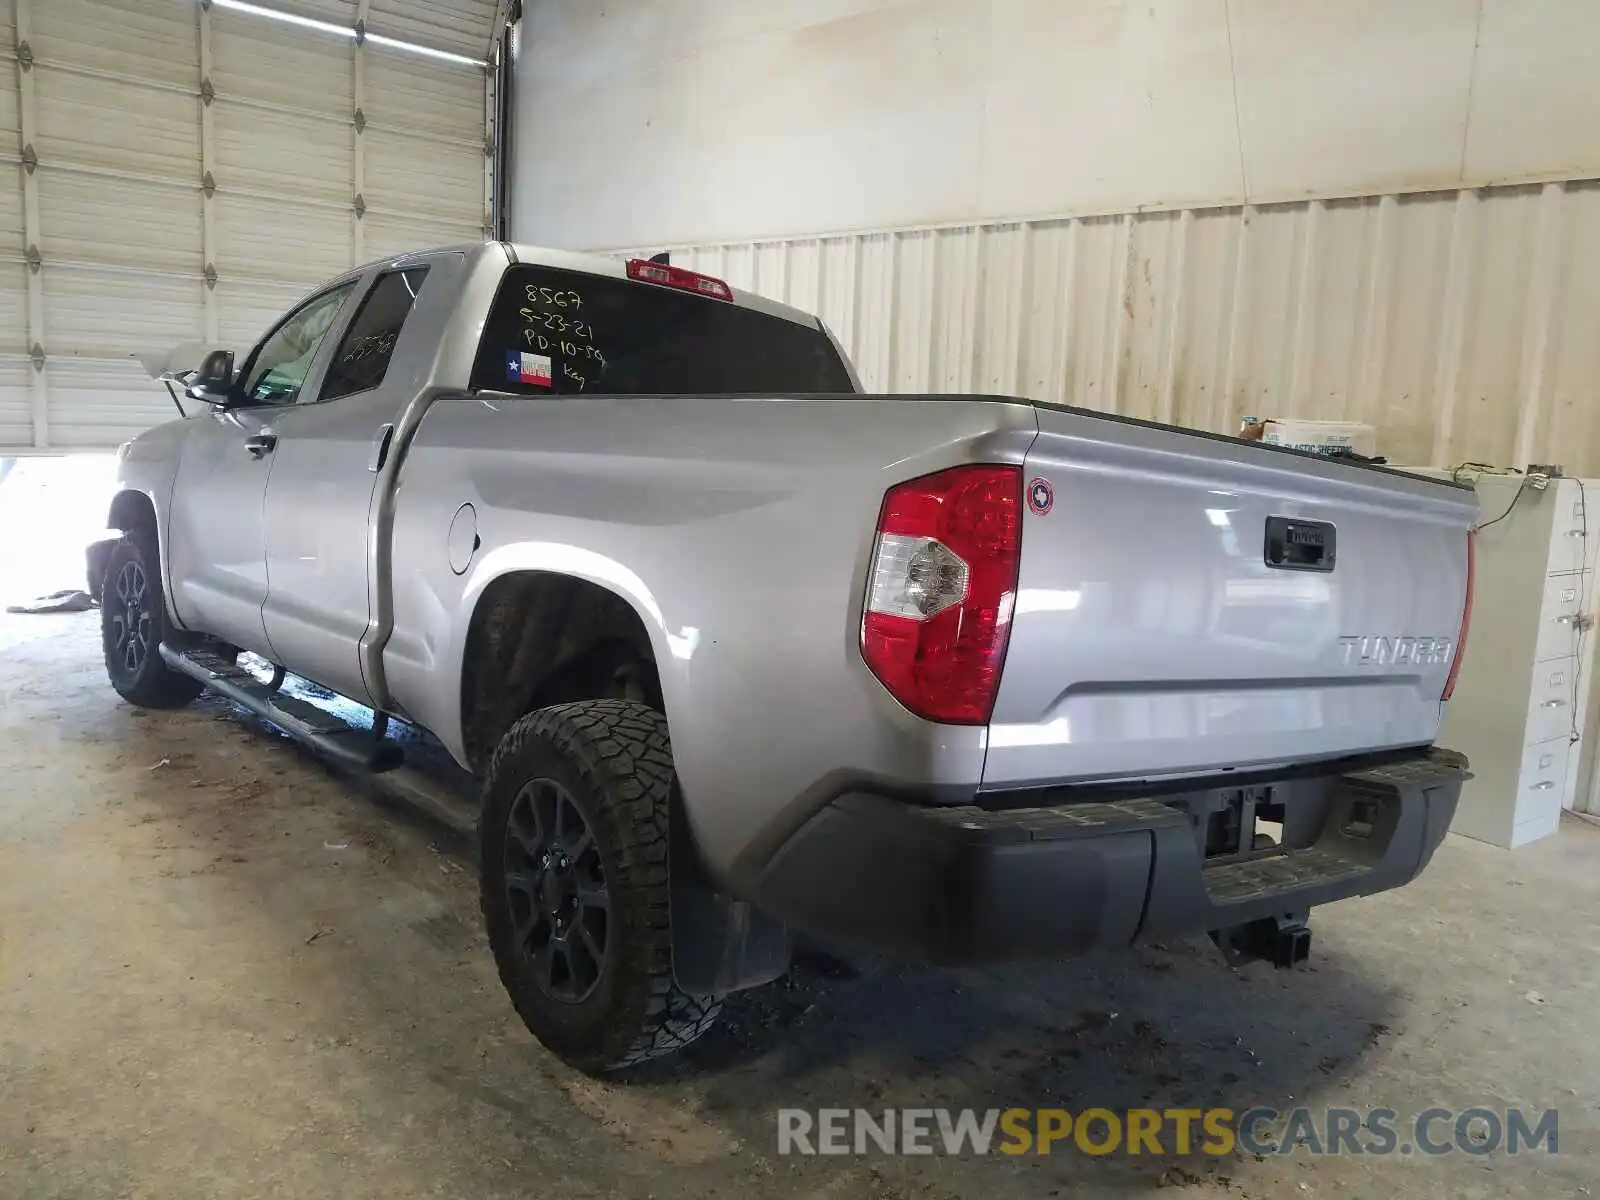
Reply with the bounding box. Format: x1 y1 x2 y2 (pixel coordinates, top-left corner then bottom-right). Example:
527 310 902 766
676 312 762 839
93 241 1476 1073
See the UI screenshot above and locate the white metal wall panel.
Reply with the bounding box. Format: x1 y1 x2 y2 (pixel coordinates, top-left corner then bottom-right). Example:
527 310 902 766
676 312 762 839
27 0 195 79
211 8 352 119
367 0 498 58
0 77 20 264
0 262 23 348
46 359 178 449
213 100 353 207
1 0 21 416
365 49 481 140
12 0 201 454
363 48 485 235
0 28 17 174
2 0 494 451
1548 185 1600 463
0 356 32 446
362 213 479 262
207 5 354 344
42 268 200 439
37 172 202 275
519 0 1600 252
213 191 351 285
32 68 196 184
0 252 28 447
364 129 481 224
647 178 1600 476
277 0 357 22
44 268 202 359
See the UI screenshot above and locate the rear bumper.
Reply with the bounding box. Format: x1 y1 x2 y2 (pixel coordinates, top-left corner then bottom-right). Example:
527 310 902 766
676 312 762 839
755 748 1466 964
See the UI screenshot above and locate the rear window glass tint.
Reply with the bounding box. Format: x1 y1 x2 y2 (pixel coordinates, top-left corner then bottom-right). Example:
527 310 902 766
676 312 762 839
320 266 429 402
470 264 855 396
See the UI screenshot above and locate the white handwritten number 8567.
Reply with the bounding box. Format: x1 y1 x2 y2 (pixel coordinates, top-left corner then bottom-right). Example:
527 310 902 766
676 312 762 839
525 284 581 310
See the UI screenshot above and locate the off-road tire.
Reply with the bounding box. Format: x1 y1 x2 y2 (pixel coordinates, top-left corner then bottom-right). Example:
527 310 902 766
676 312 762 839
479 700 721 1073
100 536 204 710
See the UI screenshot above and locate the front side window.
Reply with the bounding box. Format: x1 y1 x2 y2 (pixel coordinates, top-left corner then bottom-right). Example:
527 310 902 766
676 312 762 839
319 267 430 402
242 282 357 406
469 264 857 396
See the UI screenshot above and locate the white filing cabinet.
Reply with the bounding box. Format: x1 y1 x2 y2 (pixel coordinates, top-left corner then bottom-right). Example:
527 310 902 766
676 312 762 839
1438 475 1599 848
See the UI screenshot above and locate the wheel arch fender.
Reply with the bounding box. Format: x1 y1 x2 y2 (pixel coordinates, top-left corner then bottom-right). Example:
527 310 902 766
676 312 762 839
447 541 688 772
99 487 178 621
106 488 158 539
104 417 189 618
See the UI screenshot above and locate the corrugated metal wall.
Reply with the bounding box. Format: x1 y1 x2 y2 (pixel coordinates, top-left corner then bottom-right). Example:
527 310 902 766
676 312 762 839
643 178 1600 475
0 0 493 452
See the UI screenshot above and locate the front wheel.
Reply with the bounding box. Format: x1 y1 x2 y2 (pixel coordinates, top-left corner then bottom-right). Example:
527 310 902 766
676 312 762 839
479 699 721 1073
100 537 203 710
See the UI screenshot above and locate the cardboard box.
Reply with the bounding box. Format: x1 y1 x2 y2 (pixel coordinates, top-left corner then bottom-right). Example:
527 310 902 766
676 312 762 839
1242 417 1378 458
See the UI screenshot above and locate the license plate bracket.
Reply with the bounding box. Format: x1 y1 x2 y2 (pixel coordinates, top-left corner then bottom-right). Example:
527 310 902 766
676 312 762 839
1202 785 1285 861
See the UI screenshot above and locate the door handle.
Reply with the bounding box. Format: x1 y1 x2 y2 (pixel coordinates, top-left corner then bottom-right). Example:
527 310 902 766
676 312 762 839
369 423 395 472
245 432 277 459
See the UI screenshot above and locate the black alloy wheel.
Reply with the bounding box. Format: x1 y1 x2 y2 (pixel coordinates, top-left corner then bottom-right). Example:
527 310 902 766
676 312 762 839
99 536 204 709
503 777 611 1003
108 557 154 677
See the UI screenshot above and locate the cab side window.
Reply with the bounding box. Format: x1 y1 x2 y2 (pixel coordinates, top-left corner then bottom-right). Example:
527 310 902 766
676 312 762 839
241 283 357 406
319 267 430 402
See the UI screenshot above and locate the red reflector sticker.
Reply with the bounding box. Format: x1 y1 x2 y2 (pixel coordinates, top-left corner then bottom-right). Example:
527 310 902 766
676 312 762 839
1027 477 1054 516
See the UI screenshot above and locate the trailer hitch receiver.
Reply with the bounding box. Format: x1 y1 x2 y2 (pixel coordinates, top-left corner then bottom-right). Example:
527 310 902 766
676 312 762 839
1211 915 1312 969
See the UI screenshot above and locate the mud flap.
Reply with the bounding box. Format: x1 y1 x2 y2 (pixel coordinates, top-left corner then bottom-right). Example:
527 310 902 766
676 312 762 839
86 535 121 603
671 882 792 998
668 786 792 998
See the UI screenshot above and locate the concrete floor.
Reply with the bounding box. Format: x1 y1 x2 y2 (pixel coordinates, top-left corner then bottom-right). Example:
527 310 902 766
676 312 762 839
1 612 1596 1200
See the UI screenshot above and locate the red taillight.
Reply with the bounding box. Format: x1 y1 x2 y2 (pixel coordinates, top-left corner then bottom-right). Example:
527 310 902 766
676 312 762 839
860 464 1022 724
625 258 733 302
1442 529 1475 701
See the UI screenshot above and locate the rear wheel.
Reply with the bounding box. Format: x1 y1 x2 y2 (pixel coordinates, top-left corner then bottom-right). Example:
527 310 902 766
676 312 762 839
100 537 203 710
479 699 720 1073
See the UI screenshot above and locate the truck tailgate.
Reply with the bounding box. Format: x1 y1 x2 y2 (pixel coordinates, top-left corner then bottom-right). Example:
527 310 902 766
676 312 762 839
983 407 1477 790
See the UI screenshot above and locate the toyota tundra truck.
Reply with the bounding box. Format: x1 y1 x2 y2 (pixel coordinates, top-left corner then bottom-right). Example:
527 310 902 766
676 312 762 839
92 241 1476 1073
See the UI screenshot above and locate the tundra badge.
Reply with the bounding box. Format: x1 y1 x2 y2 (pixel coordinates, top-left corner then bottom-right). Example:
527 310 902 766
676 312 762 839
1338 635 1453 666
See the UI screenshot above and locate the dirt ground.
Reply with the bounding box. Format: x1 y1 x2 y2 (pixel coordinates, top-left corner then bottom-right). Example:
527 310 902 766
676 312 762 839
1 612 1596 1199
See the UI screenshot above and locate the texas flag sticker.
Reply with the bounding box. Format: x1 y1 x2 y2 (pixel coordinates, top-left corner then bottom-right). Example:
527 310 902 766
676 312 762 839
504 349 553 388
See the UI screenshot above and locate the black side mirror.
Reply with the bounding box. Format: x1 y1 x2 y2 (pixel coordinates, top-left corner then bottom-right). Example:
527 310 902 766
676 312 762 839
185 349 237 407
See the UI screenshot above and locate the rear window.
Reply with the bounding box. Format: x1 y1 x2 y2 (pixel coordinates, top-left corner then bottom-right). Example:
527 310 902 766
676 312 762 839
320 266 429 402
469 264 855 396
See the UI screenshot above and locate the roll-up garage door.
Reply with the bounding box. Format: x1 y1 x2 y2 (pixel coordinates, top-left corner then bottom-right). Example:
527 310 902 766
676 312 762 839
2 0 496 451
